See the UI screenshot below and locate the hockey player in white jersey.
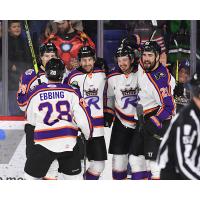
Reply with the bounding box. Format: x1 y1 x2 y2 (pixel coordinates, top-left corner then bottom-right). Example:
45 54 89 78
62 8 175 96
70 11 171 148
64 46 107 180
17 42 60 179
24 58 93 180
132 41 176 179
17 42 58 111
104 45 146 180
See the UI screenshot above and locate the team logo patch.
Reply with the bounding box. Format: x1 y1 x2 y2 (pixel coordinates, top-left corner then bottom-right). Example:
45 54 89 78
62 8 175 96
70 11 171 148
121 87 139 109
71 81 79 89
84 88 100 110
154 72 166 80
25 69 34 76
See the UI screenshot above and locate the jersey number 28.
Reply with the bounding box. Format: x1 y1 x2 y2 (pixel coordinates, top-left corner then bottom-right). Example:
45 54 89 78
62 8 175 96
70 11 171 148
38 101 72 126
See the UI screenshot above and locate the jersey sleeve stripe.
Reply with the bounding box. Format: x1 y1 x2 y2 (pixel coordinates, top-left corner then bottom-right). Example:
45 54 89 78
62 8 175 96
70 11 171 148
146 73 163 104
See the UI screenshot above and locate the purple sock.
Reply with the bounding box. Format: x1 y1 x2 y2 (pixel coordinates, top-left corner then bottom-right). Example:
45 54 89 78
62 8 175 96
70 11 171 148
147 171 152 180
131 171 148 180
84 170 100 180
112 170 127 180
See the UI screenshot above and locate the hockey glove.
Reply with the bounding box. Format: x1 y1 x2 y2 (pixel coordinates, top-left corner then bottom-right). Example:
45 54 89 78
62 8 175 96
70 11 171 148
143 117 162 140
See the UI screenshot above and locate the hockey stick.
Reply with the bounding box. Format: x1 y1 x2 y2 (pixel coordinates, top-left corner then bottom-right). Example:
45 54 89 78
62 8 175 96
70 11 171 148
80 132 87 180
173 39 179 82
24 20 41 85
149 20 158 41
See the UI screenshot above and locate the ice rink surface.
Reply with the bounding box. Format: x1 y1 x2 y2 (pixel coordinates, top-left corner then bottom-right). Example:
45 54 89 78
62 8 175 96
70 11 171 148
0 121 113 180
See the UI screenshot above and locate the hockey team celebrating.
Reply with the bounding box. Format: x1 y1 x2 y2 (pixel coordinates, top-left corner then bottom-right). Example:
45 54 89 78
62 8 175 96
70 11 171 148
16 20 200 180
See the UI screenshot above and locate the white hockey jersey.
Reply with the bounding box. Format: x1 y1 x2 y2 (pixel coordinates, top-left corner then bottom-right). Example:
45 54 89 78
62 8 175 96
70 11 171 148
65 66 106 137
105 67 139 129
17 68 67 112
26 83 93 153
137 64 176 127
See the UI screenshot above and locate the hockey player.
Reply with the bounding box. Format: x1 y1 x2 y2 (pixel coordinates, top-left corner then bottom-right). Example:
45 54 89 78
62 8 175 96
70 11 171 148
44 20 95 72
24 58 93 180
17 42 58 111
17 42 59 179
133 41 176 179
157 72 200 179
64 46 107 180
104 45 146 180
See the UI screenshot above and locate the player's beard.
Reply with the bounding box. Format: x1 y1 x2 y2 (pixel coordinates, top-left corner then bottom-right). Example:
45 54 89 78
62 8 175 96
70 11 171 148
120 65 132 74
143 59 156 72
82 65 93 73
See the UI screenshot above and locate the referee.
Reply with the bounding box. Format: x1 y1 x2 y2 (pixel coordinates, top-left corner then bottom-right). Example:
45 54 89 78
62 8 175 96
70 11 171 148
157 72 200 180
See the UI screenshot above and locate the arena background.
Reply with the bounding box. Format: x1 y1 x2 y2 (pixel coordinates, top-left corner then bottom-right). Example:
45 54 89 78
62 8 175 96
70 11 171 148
0 20 199 180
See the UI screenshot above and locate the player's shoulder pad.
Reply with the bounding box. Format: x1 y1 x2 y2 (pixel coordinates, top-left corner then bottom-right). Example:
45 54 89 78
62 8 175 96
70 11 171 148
65 68 82 83
151 64 171 88
66 84 82 98
27 84 46 100
68 68 83 78
107 66 122 78
21 69 37 83
93 65 105 73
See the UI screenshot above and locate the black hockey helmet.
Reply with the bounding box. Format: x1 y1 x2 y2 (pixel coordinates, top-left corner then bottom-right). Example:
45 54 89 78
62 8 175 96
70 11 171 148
120 35 139 50
78 46 96 61
39 42 57 57
115 45 134 60
186 72 200 98
141 41 161 55
45 58 65 81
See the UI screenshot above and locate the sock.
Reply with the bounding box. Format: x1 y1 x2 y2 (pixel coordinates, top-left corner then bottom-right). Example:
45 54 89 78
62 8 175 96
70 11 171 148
112 170 127 180
84 170 100 180
131 171 148 180
147 171 152 180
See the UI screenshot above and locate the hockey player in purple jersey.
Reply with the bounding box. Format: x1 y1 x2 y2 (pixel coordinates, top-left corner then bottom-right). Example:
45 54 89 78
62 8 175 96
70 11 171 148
24 58 93 180
17 42 58 111
104 45 147 180
64 46 107 180
133 41 176 179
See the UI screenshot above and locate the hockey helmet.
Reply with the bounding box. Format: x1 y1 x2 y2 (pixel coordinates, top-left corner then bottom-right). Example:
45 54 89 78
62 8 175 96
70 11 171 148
120 35 139 50
141 41 161 55
78 46 96 61
115 45 134 60
39 42 57 57
45 58 65 81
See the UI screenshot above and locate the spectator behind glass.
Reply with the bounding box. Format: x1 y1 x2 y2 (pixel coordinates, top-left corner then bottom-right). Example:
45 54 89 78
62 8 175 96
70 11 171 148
174 59 191 112
42 20 83 42
128 20 167 66
8 20 32 115
43 20 95 73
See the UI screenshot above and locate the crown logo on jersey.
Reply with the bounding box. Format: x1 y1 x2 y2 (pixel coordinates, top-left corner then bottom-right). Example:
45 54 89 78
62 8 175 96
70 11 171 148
85 88 98 96
121 87 137 96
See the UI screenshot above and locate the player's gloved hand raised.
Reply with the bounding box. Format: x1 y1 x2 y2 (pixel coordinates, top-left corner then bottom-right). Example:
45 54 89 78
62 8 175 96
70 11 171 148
104 113 114 128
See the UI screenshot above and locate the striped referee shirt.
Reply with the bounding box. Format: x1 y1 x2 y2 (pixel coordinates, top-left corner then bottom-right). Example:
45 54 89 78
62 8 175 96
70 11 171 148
157 100 200 179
